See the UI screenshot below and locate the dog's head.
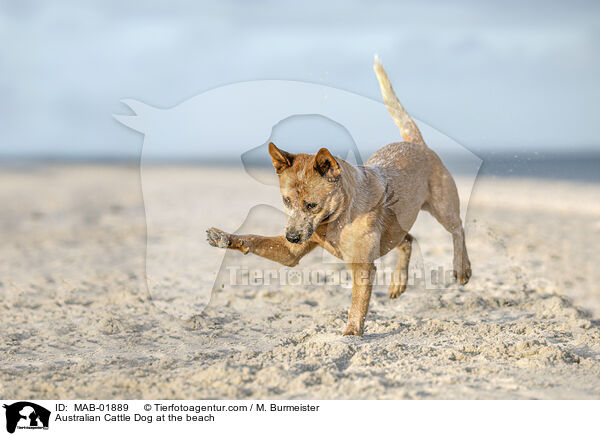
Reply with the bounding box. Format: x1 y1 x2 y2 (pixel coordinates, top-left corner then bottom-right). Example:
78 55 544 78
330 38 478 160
269 142 344 244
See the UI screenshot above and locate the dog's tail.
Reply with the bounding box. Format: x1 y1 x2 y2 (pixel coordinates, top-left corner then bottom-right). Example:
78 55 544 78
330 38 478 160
373 55 425 145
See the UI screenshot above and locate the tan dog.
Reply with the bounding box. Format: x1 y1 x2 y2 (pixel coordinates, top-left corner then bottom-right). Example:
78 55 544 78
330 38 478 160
207 56 471 336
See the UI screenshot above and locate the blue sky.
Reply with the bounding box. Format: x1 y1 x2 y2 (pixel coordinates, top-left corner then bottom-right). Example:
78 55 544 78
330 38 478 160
1 0 599 158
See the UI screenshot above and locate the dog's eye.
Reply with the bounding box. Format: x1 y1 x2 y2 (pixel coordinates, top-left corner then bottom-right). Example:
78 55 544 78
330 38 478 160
283 196 291 207
305 202 318 211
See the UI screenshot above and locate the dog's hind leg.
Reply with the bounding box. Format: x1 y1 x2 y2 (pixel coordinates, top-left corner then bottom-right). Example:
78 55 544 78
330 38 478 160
451 226 471 285
389 233 413 298
423 167 472 285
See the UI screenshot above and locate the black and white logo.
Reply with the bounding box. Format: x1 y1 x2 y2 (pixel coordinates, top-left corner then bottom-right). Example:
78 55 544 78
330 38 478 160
3 402 50 434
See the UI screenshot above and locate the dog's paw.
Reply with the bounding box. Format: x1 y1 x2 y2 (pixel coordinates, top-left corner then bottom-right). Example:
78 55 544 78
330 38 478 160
206 227 231 248
388 283 406 299
453 265 472 286
343 322 364 336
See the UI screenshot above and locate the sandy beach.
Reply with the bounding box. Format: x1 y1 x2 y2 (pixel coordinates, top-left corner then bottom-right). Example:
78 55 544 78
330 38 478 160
1 164 599 399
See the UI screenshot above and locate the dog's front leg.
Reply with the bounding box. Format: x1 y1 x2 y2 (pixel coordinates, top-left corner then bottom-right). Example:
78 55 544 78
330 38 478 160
344 262 376 336
206 227 316 267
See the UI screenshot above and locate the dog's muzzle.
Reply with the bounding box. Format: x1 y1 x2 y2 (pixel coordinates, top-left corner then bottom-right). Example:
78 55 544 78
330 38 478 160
285 231 302 244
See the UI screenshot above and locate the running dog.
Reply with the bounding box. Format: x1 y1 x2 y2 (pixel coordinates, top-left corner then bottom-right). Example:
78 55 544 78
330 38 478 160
207 56 471 336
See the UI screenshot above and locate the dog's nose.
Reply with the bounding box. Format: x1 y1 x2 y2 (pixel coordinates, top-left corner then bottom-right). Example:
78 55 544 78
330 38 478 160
286 231 302 244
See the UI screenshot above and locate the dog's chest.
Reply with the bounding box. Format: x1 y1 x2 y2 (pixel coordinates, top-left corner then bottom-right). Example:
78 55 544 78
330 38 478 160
313 226 344 259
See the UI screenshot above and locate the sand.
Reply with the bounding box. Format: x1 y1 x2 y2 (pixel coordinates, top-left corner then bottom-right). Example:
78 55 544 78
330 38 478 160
1 164 599 399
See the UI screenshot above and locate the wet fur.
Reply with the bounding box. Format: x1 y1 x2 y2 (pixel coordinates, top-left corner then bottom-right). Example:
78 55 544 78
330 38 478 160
207 57 471 336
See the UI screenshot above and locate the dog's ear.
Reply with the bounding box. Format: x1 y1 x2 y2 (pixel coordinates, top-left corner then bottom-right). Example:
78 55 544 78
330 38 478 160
314 148 341 182
268 142 295 174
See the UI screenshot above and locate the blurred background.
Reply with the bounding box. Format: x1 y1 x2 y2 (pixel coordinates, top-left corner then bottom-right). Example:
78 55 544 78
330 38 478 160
1 0 599 178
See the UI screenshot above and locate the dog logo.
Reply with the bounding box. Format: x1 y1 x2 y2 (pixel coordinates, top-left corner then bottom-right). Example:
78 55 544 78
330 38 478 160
3 402 50 434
